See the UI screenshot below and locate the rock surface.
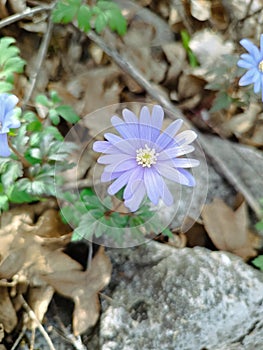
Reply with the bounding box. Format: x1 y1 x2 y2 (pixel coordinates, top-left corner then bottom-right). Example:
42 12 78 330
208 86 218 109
99 242 263 350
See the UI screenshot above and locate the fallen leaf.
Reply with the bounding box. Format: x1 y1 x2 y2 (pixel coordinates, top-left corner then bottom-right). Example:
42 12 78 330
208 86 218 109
42 246 112 335
202 198 261 260
0 287 17 333
190 0 211 21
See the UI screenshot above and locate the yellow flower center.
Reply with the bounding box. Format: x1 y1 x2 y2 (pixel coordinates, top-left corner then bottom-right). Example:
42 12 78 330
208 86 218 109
136 144 158 168
258 60 263 72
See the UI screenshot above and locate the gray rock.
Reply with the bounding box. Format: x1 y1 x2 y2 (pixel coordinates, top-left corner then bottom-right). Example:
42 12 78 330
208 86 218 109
100 242 263 350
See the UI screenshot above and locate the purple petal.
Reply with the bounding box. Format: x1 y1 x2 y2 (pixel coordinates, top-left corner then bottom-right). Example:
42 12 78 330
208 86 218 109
101 170 124 182
154 163 195 186
177 168 196 186
104 159 137 173
158 145 195 161
239 68 259 86
123 167 144 200
98 153 133 165
139 106 152 141
172 158 200 168
174 130 197 146
0 133 11 157
93 140 112 153
144 167 160 205
124 180 146 212
254 76 261 93
122 109 138 123
237 60 255 69
104 133 137 155
107 169 133 195
157 176 173 206
239 53 257 64
111 116 139 139
240 39 261 61
156 119 183 149
150 105 163 141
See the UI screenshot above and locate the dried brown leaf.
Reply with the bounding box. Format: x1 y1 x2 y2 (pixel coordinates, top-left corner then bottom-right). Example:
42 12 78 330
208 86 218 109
42 246 112 335
0 287 17 333
202 198 259 260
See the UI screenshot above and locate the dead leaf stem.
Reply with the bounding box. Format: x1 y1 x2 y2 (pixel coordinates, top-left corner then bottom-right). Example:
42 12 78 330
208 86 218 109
86 30 262 219
23 11 54 107
0 4 53 29
18 295 56 350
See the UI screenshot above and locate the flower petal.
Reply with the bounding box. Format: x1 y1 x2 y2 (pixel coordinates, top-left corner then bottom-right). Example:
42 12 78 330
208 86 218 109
174 130 197 146
111 116 139 139
155 163 195 186
104 159 137 173
240 38 261 61
157 175 173 206
156 119 183 149
144 167 160 205
139 106 152 141
239 53 257 64
123 167 144 200
158 145 195 161
237 59 255 69
98 153 133 165
0 133 11 157
124 180 146 212
239 68 259 86
107 169 133 195
172 158 200 168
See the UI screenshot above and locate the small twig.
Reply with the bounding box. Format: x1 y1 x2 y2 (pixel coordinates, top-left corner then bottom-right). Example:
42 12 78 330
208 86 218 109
87 241 93 269
8 137 31 167
23 11 54 107
10 326 27 350
85 29 262 219
30 327 36 350
19 295 56 350
52 310 88 350
0 4 53 29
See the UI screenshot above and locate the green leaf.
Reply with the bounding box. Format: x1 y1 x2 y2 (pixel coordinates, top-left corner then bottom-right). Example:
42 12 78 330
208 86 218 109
77 5 91 32
1 160 23 188
52 0 81 23
0 194 9 211
43 126 64 141
210 92 233 113
50 90 62 104
255 221 263 231
94 13 108 33
35 94 51 107
0 81 13 92
252 255 263 271
49 109 60 125
7 183 39 203
55 105 80 123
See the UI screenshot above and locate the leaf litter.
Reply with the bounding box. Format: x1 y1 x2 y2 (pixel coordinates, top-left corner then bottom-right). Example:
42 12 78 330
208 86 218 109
0 0 263 348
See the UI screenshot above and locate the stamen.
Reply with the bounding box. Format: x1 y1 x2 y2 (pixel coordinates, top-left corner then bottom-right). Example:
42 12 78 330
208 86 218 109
136 144 158 168
258 60 263 72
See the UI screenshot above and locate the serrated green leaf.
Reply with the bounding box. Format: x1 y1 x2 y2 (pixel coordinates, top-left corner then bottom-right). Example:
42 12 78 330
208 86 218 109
52 0 81 23
1 160 23 188
55 105 79 123
95 13 108 33
77 5 91 32
7 182 39 203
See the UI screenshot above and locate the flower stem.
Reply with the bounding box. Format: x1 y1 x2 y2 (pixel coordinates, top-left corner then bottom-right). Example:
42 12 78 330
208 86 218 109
8 137 31 168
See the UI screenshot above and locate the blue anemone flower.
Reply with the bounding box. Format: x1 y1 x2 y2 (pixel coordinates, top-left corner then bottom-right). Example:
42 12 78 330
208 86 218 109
237 34 263 100
0 93 20 157
93 105 199 212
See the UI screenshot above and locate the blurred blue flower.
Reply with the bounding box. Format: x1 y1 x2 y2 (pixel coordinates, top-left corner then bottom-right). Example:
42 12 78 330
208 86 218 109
0 93 20 157
237 34 263 100
93 105 199 212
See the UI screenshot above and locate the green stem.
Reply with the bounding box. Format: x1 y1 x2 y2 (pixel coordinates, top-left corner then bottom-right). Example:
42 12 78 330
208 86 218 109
8 137 31 168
